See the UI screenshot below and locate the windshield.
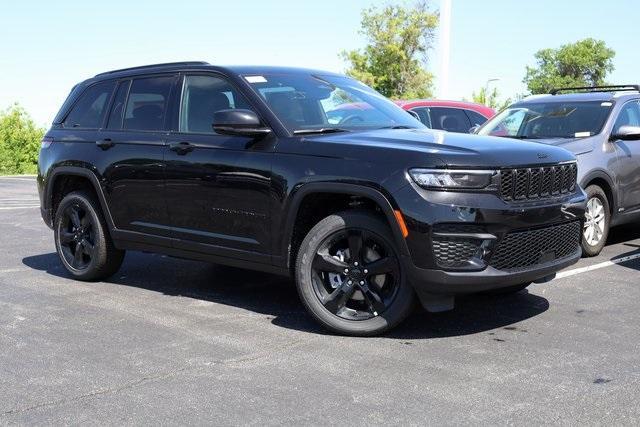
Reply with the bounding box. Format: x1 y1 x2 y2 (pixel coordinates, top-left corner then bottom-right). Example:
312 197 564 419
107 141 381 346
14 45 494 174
244 73 424 133
478 101 613 139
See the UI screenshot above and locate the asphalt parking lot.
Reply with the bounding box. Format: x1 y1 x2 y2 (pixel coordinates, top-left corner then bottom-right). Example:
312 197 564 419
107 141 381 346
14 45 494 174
1 176 639 425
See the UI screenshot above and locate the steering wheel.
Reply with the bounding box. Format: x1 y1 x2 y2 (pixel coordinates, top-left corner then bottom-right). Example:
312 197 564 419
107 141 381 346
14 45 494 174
339 115 365 125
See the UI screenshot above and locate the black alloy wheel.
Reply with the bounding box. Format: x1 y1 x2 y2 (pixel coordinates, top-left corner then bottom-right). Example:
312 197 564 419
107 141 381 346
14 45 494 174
295 210 414 336
57 202 96 271
54 191 124 281
311 228 401 320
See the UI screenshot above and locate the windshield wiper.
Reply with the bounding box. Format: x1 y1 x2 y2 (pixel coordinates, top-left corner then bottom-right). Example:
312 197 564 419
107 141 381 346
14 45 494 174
380 125 416 129
293 128 350 135
495 135 536 139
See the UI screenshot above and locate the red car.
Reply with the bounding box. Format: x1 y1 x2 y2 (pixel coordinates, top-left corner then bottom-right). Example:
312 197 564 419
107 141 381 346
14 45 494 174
395 100 495 133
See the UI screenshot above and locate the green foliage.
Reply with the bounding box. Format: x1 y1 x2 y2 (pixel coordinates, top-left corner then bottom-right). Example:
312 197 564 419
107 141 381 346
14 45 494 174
524 38 615 94
469 87 512 112
0 104 45 175
340 1 438 99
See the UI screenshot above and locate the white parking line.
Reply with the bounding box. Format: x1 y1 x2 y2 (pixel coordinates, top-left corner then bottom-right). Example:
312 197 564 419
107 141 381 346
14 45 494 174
0 206 40 210
557 252 640 279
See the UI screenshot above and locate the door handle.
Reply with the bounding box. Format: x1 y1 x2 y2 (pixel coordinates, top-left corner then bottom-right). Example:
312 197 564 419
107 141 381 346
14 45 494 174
169 141 196 155
96 138 114 150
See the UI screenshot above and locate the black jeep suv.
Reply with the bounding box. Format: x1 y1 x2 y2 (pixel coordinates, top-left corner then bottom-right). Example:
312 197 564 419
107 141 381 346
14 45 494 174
38 62 586 336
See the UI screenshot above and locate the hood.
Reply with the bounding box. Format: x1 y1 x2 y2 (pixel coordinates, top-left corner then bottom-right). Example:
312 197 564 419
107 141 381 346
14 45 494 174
515 136 595 156
311 128 577 168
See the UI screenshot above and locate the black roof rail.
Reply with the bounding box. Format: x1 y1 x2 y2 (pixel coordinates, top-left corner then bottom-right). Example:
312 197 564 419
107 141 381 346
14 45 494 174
95 61 210 77
550 85 640 95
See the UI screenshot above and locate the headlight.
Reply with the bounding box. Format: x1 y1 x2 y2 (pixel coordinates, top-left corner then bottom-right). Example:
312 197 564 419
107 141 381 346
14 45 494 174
409 168 496 190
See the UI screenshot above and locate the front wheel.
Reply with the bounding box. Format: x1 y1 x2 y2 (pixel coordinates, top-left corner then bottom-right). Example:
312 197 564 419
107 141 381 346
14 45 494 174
295 211 414 336
581 185 610 257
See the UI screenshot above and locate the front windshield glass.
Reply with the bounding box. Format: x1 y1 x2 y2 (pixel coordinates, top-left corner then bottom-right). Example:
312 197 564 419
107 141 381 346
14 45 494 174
244 73 424 133
478 101 613 139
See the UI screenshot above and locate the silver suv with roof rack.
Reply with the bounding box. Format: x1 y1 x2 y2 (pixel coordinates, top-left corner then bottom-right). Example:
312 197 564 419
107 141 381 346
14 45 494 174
476 85 640 256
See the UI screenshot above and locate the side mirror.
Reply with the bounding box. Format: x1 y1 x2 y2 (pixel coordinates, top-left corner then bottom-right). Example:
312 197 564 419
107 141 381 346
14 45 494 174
469 125 480 134
213 109 271 137
610 125 640 141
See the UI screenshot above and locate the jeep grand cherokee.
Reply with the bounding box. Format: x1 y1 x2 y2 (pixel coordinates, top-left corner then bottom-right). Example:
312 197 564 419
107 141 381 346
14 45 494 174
38 62 586 336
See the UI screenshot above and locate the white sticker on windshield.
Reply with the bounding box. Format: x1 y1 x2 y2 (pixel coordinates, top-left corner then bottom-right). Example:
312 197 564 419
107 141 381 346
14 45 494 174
245 75 267 83
601 102 613 107
575 131 591 137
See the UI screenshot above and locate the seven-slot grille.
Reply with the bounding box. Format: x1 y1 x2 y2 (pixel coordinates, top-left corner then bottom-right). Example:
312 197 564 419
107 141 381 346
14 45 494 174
489 221 581 271
500 163 577 201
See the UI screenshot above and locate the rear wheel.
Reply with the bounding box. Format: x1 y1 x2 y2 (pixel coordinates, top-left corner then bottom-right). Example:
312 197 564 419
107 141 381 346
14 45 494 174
54 191 124 281
295 211 414 336
581 185 610 257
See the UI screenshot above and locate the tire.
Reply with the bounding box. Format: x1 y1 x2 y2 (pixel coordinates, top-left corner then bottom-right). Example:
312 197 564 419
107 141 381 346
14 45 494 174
295 210 414 336
480 282 530 296
54 190 125 281
581 185 610 257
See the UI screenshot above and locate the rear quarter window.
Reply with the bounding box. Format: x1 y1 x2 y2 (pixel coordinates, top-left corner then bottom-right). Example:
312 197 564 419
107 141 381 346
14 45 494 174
62 81 116 129
123 76 174 131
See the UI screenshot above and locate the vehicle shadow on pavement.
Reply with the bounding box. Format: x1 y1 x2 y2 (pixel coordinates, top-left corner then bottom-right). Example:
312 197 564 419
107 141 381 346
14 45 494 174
23 251 549 339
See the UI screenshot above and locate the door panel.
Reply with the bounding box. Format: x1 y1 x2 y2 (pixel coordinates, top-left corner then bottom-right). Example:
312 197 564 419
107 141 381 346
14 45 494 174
98 75 176 237
611 100 640 212
164 134 273 256
164 73 274 259
99 130 169 236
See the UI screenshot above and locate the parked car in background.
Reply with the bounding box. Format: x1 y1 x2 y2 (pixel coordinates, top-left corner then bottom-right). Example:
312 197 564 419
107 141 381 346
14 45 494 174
38 62 585 336
395 100 495 133
476 85 640 256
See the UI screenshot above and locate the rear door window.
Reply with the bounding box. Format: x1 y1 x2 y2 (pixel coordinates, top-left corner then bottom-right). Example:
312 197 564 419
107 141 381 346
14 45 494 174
428 107 472 133
63 80 116 129
465 110 489 127
123 76 174 131
106 80 131 129
408 107 432 128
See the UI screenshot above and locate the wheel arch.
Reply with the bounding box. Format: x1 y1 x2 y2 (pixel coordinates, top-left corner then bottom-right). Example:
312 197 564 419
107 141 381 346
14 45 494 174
580 170 617 215
280 183 410 271
45 166 116 231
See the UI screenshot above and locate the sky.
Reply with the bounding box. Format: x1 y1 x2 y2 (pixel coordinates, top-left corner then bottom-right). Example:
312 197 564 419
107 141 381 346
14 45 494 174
1 0 637 126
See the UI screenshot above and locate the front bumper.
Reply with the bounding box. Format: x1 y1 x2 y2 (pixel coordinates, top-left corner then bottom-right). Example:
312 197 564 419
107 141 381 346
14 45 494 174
393 183 587 295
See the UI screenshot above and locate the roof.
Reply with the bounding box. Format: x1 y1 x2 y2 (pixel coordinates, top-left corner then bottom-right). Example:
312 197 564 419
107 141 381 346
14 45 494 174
394 99 495 117
518 91 639 104
91 62 344 81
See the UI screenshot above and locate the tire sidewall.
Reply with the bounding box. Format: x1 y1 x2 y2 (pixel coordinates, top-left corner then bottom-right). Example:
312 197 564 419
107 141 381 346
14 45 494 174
581 185 610 257
295 211 414 336
54 191 109 280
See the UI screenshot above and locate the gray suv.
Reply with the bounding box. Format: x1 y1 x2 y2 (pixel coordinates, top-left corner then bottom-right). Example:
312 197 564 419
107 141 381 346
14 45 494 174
477 85 640 256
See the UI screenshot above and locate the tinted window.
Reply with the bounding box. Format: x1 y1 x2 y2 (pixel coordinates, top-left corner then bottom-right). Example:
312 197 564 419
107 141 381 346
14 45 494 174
123 76 174 131
179 75 254 134
63 81 116 128
429 107 472 133
465 110 489 127
106 80 131 129
408 107 432 128
613 101 640 133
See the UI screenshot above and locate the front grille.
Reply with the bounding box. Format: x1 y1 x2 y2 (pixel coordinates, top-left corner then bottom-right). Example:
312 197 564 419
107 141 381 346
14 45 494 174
500 163 577 201
489 221 581 271
432 237 482 268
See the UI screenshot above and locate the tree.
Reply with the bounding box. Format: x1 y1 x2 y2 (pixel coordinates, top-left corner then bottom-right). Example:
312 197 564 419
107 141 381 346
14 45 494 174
523 38 615 94
340 1 438 99
469 87 512 112
0 104 45 175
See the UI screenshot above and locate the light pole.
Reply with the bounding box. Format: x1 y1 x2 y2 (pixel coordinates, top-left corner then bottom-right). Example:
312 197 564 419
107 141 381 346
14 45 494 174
484 78 499 106
438 0 452 99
